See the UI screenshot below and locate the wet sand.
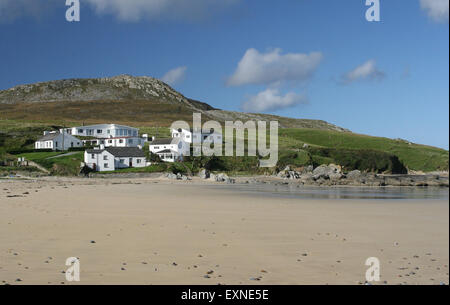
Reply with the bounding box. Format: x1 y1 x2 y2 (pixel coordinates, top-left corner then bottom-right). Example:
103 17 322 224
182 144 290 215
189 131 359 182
0 178 448 285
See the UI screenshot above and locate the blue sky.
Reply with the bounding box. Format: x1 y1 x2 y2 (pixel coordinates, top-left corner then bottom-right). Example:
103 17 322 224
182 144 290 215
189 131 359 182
0 0 449 149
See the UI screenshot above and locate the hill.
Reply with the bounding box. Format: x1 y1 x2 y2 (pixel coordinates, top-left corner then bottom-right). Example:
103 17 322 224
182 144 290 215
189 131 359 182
0 75 448 173
0 75 347 131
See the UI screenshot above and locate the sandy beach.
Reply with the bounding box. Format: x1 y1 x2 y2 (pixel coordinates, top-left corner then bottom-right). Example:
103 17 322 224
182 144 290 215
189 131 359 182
0 177 448 285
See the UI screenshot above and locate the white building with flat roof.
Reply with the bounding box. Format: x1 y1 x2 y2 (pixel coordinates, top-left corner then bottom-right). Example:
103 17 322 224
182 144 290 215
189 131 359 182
82 136 145 148
70 124 138 139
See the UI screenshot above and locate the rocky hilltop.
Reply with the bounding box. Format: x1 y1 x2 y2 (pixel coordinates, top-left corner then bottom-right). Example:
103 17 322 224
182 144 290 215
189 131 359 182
0 75 348 131
0 75 210 111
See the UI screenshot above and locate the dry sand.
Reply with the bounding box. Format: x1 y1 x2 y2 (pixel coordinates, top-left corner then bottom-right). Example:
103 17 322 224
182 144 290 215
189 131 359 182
0 177 448 285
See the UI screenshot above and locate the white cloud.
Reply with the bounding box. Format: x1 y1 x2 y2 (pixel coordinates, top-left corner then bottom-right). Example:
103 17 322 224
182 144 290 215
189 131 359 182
341 59 385 84
228 48 323 87
85 0 240 22
241 89 308 113
420 0 449 23
161 66 187 85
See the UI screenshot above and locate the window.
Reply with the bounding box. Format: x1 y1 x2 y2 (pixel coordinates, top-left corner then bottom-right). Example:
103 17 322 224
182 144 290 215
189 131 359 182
119 139 124 144
78 129 84 133
128 139 133 144
103 155 108 160
104 163 109 168
107 130 111 134
119 159 125 164
97 130 102 134
91 154 95 158
133 131 137 136
137 159 141 164
108 140 112 144
154 146 159 150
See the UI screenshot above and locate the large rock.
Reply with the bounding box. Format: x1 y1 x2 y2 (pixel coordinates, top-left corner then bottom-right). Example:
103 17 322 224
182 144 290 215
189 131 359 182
166 173 177 180
312 164 342 180
347 170 362 180
208 173 235 184
198 169 210 179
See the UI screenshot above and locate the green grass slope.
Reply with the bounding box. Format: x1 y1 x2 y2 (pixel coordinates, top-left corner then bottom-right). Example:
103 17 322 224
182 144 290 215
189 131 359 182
279 129 449 172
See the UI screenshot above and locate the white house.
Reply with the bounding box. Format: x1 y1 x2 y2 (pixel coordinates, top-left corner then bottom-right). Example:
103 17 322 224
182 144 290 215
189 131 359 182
149 138 190 163
70 124 139 139
35 131 82 151
82 136 145 148
171 128 222 144
84 146 146 172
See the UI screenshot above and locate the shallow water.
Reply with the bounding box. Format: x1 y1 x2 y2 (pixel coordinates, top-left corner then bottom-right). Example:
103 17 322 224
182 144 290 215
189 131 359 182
211 184 450 200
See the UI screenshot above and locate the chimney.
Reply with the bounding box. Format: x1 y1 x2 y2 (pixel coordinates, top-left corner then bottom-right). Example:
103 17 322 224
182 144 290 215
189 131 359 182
99 144 105 150
43 131 49 136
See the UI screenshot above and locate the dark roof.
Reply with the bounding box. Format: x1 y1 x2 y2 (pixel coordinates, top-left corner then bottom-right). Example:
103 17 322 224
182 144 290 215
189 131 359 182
86 149 103 154
86 147 145 157
38 132 81 142
151 138 179 145
155 149 178 154
37 132 60 142
106 147 146 157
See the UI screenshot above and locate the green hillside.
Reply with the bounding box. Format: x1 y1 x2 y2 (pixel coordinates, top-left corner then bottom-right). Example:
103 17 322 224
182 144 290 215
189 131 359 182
279 129 448 172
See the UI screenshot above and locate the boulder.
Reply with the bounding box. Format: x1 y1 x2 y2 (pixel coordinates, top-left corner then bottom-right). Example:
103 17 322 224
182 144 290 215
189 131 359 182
198 169 210 179
346 170 362 180
215 173 229 182
312 164 341 180
329 172 343 181
166 173 177 180
304 165 314 173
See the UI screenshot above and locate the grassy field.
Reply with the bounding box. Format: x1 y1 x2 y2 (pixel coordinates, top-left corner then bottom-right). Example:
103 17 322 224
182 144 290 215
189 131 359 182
1 119 448 175
278 129 448 172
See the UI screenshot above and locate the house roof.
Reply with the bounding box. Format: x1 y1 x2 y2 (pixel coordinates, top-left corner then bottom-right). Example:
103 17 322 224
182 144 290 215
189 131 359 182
37 132 60 142
150 138 180 145
155 149 179 154
86 149 103 154
86 147 145 157
37 132 81 142
74 124 138 130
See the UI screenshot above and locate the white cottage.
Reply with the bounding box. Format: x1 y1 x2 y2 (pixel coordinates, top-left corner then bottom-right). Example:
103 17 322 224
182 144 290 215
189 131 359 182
149 138 189 163
70 124 139 139
84 147 146 172
171 128 222 144
35 131 82 151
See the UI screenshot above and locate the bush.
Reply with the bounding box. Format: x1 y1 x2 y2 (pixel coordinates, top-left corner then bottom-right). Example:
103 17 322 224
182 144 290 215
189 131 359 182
68 146 94 152
307 147 407 174
8 149 53 154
